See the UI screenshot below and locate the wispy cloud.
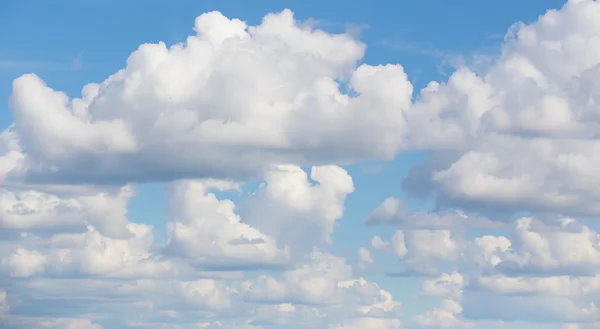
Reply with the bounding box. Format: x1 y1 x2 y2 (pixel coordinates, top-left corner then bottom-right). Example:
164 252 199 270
486 32 506 40
378 39 447 58
378 39 499 77
71 50 84 70
0 60 71 70
0 51 85 71
297 17 370 39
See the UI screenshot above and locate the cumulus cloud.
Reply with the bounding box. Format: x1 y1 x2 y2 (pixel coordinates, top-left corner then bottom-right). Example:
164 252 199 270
163 178 289 270
0 185 135 238
353 247 375 273
243 251 390 307
3 1 600 328
2 9 412 186
366 197 502 229
388 229 460 275
413 299 474 328
421 272 465 299
400 0 600 218
239 165 354 252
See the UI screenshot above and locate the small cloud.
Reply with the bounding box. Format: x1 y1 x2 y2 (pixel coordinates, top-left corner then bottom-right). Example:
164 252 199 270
299 17 320 29
72 50 84 71
345 22 369 38
0 60 69 70
298 17 368 39
379 39 447 58
0 51 86 72
486 32 506 40
371 236 390 250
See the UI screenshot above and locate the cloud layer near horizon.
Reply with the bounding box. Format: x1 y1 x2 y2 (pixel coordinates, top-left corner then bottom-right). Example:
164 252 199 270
2 0 600 328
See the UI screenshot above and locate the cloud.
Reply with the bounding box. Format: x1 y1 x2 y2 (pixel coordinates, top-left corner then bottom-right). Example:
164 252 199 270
3 1 600 328
162 178 290 270
366 197 502 229
367 214 600 324
242 250 400 323
421 272 465 299
371 236 390 251
0 185 135 238
353 247 375 273
0 60 74 71
389 229 460 275
399 0 600 218
0 162 399 327
3 9 412 186
412 299 474 328
239 165 354 252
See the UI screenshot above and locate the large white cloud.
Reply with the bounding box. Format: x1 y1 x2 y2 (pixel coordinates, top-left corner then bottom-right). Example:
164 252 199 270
3 9 412 185
400 0 600 218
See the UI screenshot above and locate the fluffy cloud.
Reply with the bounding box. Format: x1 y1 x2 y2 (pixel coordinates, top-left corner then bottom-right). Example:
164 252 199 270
239 165 354 253
0 185 134 238
421 272 465 299
163 178 289 270
163 164 353 268
2 0 600 328
366 197 502 230
0 165 397 328
366 215 600 324
400 0 600 218
0 290 8 315
387 229 460 275
3 9 412 186
243 250 400 327
353 247 375 273
412 299 474 329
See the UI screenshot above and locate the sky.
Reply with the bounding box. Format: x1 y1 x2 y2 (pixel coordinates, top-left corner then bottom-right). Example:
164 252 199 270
1 0 600 329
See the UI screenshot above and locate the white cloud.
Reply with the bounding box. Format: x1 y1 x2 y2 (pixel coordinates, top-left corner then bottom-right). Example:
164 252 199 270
0 185 134 238
0 290 8 316
239 165 354 251
421 272 465 299
484 218 600 276
3 1 600 328
413 299 474 328
2 248 46 277
163 164 353 268
474 275 600 298
3 9 412 186
371 236 390 251
329 317 401 329
163 178 289 270
244 250 387 307
390 229 460 274
399 0 600 218
366 197 502 229
354 247 375 273
1 316 104 329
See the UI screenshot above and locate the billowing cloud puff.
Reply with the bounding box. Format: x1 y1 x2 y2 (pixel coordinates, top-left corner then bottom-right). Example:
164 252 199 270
3 1 600 328
3 9 412 186
0 185 134 237
400 0 600 218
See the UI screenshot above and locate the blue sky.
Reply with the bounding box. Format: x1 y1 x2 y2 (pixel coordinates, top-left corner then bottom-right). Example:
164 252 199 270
1 1 600 329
